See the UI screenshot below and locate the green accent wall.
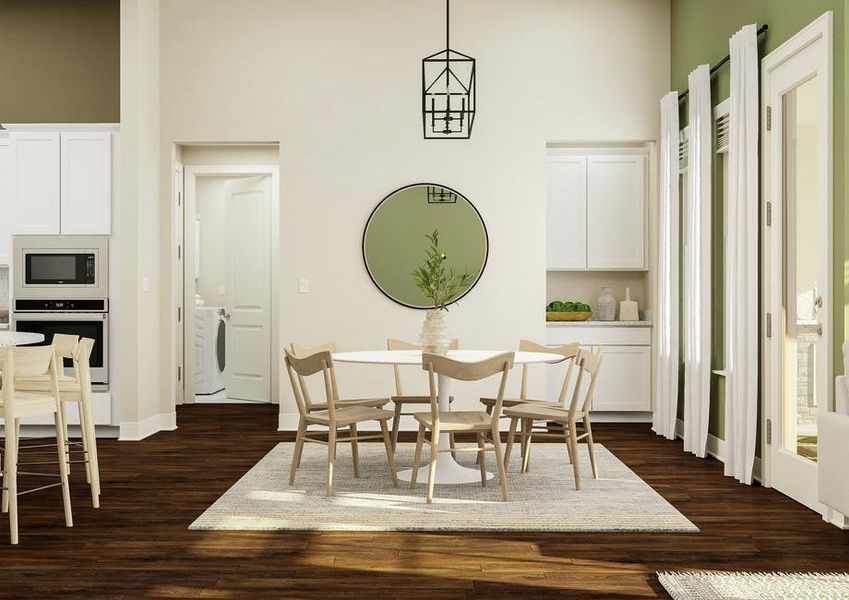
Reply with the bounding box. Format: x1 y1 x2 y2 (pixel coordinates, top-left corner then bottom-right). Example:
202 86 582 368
671 0 849 440
0 0 120 124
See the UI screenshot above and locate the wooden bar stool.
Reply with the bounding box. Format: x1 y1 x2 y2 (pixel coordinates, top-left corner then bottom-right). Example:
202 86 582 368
0 346 73 544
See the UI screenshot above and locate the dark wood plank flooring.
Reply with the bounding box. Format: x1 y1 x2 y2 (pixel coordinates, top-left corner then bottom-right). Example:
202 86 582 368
1 404 847 598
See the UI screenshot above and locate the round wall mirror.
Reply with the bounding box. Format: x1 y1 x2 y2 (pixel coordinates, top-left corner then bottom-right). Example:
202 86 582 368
362 183 488 309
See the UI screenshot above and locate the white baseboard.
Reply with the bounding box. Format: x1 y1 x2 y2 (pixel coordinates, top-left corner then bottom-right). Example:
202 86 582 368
119 411 177 441
674 418 762 483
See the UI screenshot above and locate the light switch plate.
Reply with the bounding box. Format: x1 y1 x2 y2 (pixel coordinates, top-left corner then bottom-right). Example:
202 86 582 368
217 284 226 296
298 278 309 293
141 277 150 293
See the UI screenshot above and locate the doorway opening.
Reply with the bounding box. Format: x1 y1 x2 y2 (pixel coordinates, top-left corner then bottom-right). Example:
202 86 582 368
173 144 280 406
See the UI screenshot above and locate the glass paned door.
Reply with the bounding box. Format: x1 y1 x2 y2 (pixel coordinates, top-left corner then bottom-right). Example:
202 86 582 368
782 76 821 462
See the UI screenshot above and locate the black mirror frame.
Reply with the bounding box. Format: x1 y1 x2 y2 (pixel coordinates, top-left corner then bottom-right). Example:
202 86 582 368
362 182 489 310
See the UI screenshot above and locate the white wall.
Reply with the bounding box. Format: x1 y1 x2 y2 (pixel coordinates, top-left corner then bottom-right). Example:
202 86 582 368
149 0 670 430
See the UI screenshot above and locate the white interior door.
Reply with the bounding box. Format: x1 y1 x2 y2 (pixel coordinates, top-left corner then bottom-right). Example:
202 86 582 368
763 13 832 513
225 176 271 402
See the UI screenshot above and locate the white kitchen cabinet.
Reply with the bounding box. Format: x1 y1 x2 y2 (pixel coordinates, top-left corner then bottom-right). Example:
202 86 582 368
60 132 112 234
586 154 647 269
11 132 61 235
546 149 648 271
7 127 113 236
546 324 651 413
588 345 651 411
0 136 14 263
546 155 586 269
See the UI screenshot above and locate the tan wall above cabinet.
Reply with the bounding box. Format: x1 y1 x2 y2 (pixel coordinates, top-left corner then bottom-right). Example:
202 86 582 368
546 149 649 271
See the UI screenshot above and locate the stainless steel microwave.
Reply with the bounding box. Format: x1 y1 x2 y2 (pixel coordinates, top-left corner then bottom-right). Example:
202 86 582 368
14 236 109 299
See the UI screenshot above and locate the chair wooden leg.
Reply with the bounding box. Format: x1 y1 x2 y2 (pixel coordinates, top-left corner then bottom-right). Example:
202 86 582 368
59 402 70 476
521 424 533 474
563 424 573 464
326 426 337 497
584 416 599 479
426 426 439 504
289 419 306 485
379 419 399 488
504 417 519 469
4 426 17 543
449 433 457 460
476 432 487 487
76 402 92 486
79 398 101 507
53 411 73 528
350 423 360 478
390 402 403 450
492 427 510 502
568 424 581 491
410 423 425 488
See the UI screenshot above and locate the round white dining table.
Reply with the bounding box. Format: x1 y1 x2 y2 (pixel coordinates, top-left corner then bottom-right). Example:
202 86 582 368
332 349 565 485
0 331 44 347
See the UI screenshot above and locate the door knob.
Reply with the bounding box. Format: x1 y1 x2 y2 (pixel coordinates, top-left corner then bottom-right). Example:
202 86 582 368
816 323 823 336
814 295 823 309
223 313 231 320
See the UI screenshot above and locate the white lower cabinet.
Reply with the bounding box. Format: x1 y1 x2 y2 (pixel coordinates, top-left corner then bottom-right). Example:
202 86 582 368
546 325 652 413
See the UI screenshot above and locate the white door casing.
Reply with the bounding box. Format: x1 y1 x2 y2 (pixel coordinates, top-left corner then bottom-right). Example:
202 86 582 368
762 12 832 514
225 176 272 402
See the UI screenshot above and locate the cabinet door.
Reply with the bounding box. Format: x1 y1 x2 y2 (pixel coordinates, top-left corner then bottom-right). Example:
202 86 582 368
586 154 647 269
11 132 61 235
546 155 586 269
60 132 112 234
0 137 13 263
589 345 651 411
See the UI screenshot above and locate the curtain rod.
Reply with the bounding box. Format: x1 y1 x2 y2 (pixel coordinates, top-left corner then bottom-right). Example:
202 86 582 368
677 24 768 102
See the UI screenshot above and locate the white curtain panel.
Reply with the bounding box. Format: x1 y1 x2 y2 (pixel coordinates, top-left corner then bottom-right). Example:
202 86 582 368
683 64 712 458
723 25 759 484
653 91 680 440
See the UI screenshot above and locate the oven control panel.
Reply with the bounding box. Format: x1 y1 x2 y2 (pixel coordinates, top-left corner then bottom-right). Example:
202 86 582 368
14 299 108 312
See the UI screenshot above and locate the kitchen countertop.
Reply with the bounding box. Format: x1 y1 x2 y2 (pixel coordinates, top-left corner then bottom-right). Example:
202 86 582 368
546 320 652 328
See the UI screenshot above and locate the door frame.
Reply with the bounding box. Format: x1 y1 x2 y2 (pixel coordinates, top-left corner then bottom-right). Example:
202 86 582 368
179 164 280 405
761 12 833 509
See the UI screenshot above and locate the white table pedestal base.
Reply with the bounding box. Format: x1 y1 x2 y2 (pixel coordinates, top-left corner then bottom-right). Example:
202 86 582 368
396 373 494 485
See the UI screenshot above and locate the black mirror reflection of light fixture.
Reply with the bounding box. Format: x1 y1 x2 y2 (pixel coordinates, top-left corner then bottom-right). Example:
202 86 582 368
426 186 458 204
422 0 476 139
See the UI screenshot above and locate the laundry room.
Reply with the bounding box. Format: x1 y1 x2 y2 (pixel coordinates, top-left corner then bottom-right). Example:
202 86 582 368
176 144 280 406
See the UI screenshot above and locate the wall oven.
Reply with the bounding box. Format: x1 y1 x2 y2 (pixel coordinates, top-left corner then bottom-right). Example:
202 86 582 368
12 299 109 385
14 236 109 299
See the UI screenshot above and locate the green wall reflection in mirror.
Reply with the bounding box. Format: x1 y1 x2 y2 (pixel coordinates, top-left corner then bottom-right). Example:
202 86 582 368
362 184 488 309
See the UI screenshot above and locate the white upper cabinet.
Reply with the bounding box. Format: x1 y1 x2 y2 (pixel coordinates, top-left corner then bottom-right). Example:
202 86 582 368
0 136 14 263
546 150 648 271
586 154 647 269
11 132 61 235
7 127 113 236
546 155 586 269
60 132 112 234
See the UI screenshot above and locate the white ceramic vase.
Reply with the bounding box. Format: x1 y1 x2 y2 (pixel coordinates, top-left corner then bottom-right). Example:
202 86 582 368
596 286 617 321
419 309 450 355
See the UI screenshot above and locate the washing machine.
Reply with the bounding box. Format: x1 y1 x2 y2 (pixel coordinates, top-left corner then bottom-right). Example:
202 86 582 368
195 306 226 394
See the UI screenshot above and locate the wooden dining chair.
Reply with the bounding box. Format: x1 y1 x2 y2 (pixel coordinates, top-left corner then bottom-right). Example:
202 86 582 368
289 342 389 411
479 340 579 465
387 338 459 451
503 348 603 491
410 352 514 503
0 346 73 544
283 348 398 496
15 335 101 508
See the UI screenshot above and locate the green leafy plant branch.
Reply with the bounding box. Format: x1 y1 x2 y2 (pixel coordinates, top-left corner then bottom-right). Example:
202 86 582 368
412 230 476 311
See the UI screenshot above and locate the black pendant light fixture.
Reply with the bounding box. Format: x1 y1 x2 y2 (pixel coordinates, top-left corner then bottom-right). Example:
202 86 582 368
422 0 476 139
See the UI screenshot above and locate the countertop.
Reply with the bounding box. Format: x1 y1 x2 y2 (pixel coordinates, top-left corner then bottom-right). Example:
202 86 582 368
546 319 652 328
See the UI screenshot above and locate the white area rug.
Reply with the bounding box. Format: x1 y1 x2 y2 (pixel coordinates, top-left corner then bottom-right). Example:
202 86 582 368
659 571 849 599
190 442 697 532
